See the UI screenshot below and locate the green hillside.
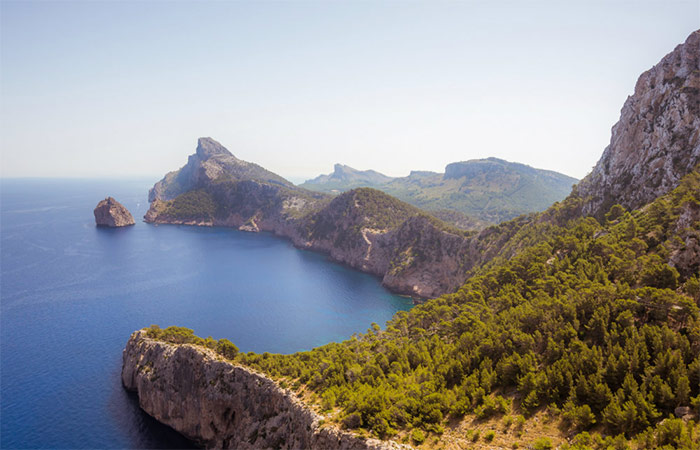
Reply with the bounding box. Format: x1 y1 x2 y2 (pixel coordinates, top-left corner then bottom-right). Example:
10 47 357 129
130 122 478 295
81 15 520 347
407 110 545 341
302 158 577 227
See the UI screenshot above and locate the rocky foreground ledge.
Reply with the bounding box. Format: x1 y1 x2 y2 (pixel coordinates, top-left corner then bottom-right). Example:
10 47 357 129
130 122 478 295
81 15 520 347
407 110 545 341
122 330 409 449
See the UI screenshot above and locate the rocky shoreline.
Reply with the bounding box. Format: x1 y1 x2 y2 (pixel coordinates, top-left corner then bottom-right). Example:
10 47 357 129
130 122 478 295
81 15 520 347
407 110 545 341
144 207 480 299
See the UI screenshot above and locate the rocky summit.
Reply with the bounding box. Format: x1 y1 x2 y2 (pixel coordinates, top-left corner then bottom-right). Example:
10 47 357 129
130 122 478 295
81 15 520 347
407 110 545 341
93 197 135 227
577 30 700 219
148 137 292 203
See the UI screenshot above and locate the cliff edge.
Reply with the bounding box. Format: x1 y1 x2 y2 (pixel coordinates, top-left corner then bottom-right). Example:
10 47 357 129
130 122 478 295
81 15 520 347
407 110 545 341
122 330 410 450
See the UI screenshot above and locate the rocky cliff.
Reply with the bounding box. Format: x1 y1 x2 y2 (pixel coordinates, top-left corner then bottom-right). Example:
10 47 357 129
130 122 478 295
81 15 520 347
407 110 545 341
93 197 135 227
577 30 700 218
122 330 409 450
149 137 293 203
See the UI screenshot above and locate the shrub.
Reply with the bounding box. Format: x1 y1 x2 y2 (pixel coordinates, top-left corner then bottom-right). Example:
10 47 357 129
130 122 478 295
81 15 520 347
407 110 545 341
411 429 426 445
216 338 239 360
472 430 481 442
342 412 362 429
476 395 509 419
158 326 202 345
563 402 596 430
503 415 514 429
532 437 553 450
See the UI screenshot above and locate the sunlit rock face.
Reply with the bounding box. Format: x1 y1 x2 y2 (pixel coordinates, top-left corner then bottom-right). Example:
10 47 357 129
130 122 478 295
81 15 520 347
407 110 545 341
93 197 135 227
577 30 700 219
121 330 410 450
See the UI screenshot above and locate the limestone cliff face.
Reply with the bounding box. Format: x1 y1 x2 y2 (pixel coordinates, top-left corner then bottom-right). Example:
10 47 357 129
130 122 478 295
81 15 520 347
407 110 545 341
122 330 409 450
93 197 135 227
577 30 700 219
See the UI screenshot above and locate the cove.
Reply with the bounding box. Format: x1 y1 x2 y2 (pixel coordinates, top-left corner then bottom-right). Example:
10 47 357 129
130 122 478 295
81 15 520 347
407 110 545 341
0 178 412 449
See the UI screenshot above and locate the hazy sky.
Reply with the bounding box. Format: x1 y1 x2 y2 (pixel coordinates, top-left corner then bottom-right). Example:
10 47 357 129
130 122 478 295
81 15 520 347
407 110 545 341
1 1 698 182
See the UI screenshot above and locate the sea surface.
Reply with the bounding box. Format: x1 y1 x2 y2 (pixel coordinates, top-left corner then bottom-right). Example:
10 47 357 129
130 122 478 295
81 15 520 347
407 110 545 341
0 178 412 449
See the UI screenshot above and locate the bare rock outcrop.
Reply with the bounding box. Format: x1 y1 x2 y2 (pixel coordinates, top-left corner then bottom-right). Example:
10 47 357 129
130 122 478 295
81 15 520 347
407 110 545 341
122 330 410 450
577 30 700 219
148 137 292 203
93 197 135 227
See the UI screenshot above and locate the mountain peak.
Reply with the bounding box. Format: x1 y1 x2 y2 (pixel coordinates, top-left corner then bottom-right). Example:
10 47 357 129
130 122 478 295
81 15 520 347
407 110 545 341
148 138 292 202
333 163 353 175
577 29 700 219
303 164 393 187
196 137 233 160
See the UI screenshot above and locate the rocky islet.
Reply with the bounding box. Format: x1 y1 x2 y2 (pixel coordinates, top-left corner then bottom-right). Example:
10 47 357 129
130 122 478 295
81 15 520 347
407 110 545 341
93 197 135 227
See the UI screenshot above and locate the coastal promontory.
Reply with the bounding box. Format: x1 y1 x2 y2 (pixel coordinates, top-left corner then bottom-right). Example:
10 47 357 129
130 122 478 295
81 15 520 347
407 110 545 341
94 197 135 227
122 329 408 450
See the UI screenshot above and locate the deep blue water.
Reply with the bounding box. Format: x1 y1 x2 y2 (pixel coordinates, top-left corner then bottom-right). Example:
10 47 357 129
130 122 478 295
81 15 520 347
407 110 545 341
0 178 412 449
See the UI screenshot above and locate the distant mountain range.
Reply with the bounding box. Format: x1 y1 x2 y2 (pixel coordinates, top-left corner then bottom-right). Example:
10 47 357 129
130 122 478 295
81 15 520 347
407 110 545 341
302 164 394 191
301 158 577 224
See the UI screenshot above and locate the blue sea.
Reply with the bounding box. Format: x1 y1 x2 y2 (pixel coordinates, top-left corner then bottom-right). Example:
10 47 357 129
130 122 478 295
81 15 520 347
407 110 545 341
0 178 412 449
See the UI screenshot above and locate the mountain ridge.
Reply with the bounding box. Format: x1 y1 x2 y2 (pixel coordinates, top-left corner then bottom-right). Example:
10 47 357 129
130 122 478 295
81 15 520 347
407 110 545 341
301 158 577 224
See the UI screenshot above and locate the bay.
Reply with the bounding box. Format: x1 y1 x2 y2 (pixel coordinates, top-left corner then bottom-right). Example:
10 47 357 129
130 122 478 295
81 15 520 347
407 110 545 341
0 178 412 449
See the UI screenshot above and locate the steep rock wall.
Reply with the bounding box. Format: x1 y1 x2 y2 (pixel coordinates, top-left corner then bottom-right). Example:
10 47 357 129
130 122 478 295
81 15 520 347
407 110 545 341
577 30 700 218
94 197 135 227
122 330 409 450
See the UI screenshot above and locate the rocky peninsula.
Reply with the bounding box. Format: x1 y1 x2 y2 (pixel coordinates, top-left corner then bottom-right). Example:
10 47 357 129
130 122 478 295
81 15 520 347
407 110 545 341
94 197 135 227
122 330 409 450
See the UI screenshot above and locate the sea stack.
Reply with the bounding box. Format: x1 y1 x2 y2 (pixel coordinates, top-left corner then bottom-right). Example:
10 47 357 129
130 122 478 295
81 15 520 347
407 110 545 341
94 197 135 227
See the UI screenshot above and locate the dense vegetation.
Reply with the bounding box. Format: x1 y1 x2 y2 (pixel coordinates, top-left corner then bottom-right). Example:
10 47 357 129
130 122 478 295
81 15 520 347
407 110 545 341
150 171 700 449
145 324 240 360
155 183 470 245
308 188 469 243
157 189 217 221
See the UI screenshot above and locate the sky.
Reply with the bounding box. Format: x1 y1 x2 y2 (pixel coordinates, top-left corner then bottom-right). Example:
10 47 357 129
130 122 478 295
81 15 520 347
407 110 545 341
1 1 698 182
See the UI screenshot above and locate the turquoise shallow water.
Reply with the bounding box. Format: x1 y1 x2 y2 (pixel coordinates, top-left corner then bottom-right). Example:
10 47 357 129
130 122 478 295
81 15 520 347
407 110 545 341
0 178 412 448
